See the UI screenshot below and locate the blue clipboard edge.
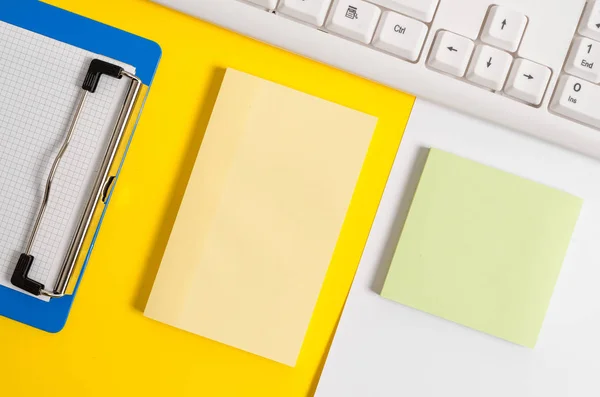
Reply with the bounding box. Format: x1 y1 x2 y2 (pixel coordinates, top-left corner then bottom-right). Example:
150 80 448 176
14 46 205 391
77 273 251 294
0 0 162 85
0 0 162 332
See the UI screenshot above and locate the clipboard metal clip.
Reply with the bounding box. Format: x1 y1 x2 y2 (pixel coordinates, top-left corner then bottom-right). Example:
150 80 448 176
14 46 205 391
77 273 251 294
11 59 142 298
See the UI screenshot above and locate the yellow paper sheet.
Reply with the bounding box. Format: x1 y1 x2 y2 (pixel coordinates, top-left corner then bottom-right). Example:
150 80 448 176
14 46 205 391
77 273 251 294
144 69 377 366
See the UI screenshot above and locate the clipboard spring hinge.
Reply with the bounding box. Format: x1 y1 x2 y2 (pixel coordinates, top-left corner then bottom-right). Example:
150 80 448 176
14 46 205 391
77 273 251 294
11 59 142 298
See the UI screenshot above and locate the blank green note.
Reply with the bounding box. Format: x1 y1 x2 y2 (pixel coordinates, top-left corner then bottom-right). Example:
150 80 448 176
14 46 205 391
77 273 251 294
381 149 583 348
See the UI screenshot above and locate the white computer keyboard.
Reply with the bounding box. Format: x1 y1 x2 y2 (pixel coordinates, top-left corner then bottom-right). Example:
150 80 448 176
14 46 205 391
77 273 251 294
153 0 600 158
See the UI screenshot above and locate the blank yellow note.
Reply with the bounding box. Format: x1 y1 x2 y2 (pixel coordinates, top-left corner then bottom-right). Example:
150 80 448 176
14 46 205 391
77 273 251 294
144 69 377 366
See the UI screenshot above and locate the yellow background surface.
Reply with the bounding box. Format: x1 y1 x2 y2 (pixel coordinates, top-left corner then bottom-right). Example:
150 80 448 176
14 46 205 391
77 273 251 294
0 1 414 396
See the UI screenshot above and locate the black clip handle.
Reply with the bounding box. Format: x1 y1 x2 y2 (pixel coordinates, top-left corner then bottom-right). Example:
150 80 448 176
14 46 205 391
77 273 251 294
11 254 44 296
82 59 123 93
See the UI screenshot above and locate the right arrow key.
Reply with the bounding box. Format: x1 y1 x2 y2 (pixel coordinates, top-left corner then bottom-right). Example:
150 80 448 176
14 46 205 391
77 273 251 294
504 58 552 106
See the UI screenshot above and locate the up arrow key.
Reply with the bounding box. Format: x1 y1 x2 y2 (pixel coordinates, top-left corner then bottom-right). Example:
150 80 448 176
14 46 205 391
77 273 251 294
447 46 458 52
481 6 527 52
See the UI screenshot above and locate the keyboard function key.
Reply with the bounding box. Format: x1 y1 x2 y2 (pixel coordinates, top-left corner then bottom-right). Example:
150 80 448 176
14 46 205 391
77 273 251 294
466 44 512 91
550 74 600 128
578 0 600 42
564 36 600 83
481 6 528 52
278 0 332 26
504 58 551 105
326 0 382 44
427 31 474 77
247 0 279 9
367 0 439 23
372 11 428 61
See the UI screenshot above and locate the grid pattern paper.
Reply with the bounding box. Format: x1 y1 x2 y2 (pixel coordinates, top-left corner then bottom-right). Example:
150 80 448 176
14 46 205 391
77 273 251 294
0 21 135 301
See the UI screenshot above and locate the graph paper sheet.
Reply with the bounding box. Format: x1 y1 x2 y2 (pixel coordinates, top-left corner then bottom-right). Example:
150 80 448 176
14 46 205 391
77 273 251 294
0 21 135 301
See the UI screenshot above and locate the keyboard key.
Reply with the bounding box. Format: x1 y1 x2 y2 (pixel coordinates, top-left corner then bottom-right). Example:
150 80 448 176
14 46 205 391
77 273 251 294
550 74 600 128
326 0 381 44
466 44 512 91
427 30 474 77
565 36 600 83
579 0 600 42
481 6 528 52
372 11 428 61
247 0 279 9
504 58 551 105
278 0 332 26
368 0 439 23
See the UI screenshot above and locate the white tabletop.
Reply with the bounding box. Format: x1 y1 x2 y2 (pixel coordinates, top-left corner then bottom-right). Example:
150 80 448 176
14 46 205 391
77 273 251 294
315 98 600 397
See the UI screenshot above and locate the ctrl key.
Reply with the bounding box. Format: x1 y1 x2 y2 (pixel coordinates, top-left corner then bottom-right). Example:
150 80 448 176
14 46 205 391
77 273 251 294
550 75 600 129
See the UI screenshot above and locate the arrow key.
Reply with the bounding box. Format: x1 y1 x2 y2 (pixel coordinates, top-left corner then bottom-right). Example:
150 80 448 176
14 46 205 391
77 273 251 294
504 58 551 105
427 30 474 77
466 44 513 90
579 0 600 42
481 6 528 52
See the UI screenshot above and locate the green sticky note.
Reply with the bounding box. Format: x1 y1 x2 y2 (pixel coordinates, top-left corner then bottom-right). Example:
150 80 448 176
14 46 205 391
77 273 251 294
381 149 583 348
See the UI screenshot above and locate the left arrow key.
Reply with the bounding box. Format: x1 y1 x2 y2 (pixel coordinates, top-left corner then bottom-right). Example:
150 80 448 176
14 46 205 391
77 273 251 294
428 30 474 77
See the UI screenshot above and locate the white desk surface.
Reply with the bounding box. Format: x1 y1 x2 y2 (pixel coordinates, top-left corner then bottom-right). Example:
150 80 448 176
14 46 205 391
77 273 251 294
315 99 600 397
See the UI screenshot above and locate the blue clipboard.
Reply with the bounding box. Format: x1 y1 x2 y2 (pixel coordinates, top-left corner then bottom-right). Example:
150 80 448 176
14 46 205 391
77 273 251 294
0 0 161 332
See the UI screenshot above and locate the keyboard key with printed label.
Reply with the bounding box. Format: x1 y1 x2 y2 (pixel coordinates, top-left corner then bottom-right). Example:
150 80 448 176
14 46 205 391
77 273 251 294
565 36 600 83
550 75 600 128
579 0 600 42
326 0 382 44
278 0 333 26
373 11 428 61
466 44 512 91
368 0 438 23
481 6 528 52
427 30 474 77
504 58 551 105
